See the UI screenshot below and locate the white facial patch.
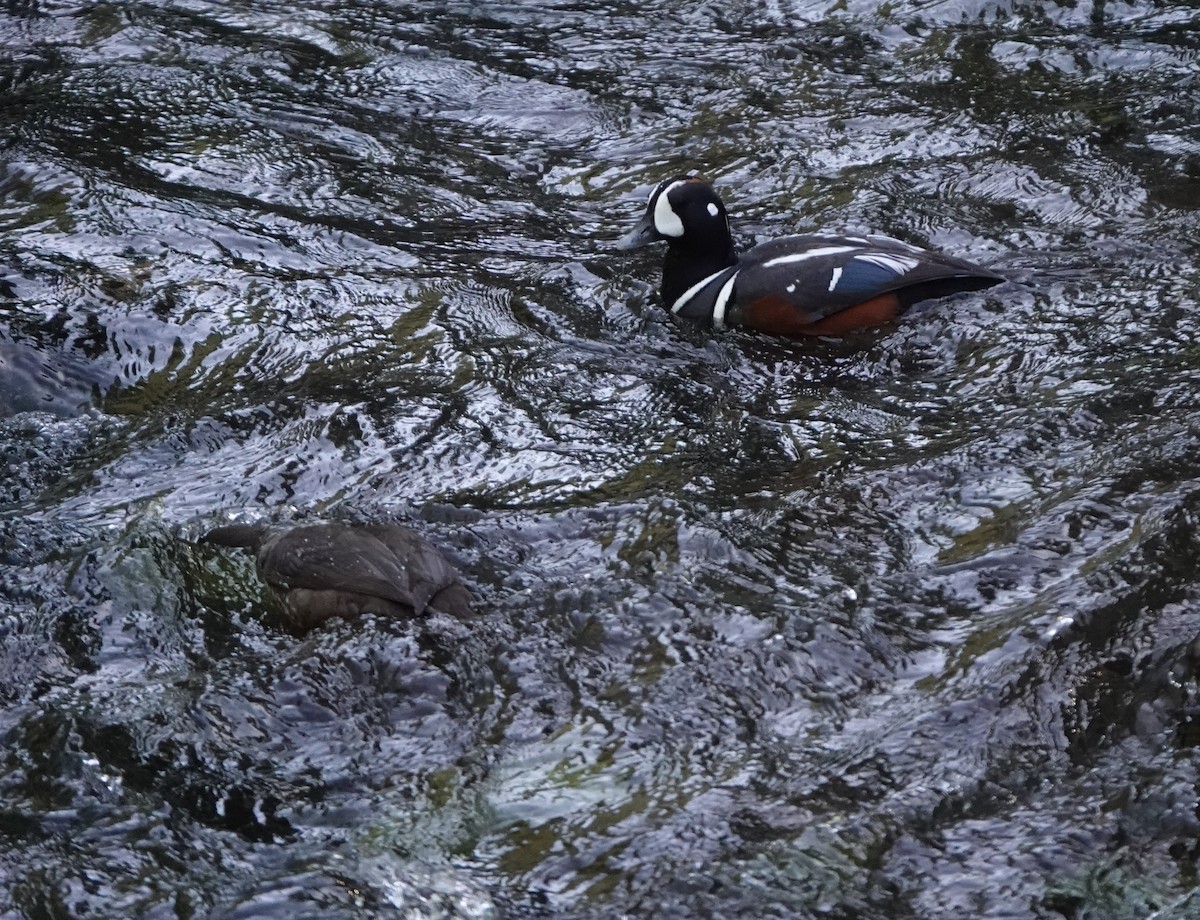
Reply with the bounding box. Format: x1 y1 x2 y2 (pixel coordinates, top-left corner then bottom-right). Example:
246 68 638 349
853 253 920 275
653 180 687 238
762 246 858 268
707 202 719 217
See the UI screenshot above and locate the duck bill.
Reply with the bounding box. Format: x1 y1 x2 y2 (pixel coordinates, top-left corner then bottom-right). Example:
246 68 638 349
616 212 662 250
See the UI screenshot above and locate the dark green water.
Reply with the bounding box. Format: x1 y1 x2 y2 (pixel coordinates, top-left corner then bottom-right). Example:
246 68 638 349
3 1 1200 917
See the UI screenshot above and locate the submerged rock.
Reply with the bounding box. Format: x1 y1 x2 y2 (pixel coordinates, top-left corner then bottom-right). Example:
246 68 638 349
0 338 102 418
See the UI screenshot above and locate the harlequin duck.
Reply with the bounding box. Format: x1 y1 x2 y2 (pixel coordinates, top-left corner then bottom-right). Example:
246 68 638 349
202 522 474 631
618 176 1004 336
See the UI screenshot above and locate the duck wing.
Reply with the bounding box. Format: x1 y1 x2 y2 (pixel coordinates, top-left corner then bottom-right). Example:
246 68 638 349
731 234 1003 331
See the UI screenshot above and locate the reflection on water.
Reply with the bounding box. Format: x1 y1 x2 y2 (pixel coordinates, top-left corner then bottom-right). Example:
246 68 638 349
2 0 1200 916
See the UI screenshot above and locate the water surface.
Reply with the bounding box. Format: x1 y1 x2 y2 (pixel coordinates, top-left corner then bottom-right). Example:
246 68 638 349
3 1 1200 917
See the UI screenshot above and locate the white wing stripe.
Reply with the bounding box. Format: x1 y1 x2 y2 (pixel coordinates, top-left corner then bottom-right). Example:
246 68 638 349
762 246 858 268
853 253 920 274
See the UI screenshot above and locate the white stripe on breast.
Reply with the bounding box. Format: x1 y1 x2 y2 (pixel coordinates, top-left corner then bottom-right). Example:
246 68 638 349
711 272 739 331
670 269 730 315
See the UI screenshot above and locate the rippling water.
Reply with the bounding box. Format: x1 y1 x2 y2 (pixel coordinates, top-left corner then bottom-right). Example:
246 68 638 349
3 1 1200 917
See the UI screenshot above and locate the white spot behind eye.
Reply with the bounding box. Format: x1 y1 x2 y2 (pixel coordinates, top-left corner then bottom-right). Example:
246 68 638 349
653 181 687 238
707 202 719 217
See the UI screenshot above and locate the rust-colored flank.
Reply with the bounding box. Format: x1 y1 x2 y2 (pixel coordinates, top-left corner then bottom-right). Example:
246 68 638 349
739 292 903 336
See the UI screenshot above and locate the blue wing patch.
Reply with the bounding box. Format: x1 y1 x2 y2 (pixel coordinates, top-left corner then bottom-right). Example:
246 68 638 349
829 253 920 296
